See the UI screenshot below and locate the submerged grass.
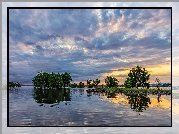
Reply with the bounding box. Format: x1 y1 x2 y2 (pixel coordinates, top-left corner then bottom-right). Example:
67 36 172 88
95 87 171 93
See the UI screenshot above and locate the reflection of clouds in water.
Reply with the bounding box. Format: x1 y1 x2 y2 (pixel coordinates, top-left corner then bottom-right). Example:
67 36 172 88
102 94 171 109
149 98 171 109
2 88 179 133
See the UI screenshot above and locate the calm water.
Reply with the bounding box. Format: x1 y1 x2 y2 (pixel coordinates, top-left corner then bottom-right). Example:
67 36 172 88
2 88 179 133
8 86 171 126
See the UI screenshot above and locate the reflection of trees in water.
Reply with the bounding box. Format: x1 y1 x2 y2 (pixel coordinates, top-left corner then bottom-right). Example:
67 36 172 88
33 88 71 105
78 89 84 95
86 89 117 98
126 93 151 112
9 88 20 94
107 92 116 98
70 88 85 97
87 92 92 97
157 94 161 103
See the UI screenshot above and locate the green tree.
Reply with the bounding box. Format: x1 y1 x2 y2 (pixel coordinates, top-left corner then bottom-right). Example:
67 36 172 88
69 83 78 88
87 79 94 88
32 72 64 89
61 72 72 88
9 82 21 88
124 77 133 88
32 72 50 88
93 79 100 88
78 82 85 88
105 76 119 88
124 66 150 89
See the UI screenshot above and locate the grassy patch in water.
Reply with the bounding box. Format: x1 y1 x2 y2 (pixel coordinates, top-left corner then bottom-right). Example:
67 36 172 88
95 87 171 93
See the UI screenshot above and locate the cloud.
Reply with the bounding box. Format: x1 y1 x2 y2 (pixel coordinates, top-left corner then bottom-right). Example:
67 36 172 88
6 8 172 84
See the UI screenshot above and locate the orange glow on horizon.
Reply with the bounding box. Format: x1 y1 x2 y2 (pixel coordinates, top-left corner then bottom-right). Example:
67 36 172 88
101 64 171 84
147 64 171 75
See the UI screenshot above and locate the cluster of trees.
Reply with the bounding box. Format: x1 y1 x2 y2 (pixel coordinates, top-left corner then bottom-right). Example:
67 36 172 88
9 82 21 88
69 82 85 88
87 79 101 88
84 66 151 89
69 79 101 88
31 66 151 89
32 72 72 89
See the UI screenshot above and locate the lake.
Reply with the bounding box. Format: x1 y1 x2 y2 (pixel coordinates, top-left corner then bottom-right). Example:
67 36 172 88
8 86 171 126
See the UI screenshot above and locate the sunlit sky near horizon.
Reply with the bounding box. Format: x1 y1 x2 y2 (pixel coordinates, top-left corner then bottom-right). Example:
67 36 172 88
2 2 179 86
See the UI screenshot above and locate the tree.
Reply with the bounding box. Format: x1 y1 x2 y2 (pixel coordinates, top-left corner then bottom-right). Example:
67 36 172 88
87 79 94 88
69 83 78 88
155 78 161 91
124 77 133 88
9 82 21 88
93 79 100 88
105 76 119 88
78 82 85 88
32 72 50 88
32 72 64 89
124 66 150 89
61 72 72 88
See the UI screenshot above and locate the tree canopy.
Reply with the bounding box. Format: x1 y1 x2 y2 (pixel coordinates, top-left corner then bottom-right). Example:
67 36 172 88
32 72 72 89
105 76 119 88
124 66 150 89
9 82 21 88
61 72 72 88
87 79 94 88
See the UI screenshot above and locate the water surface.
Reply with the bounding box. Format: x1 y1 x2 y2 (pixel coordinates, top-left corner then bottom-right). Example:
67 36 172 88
2 88 179 133
8 86 171 126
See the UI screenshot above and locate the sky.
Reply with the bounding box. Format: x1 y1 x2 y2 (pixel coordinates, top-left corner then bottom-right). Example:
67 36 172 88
2 2 179 86
8 8 171 85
